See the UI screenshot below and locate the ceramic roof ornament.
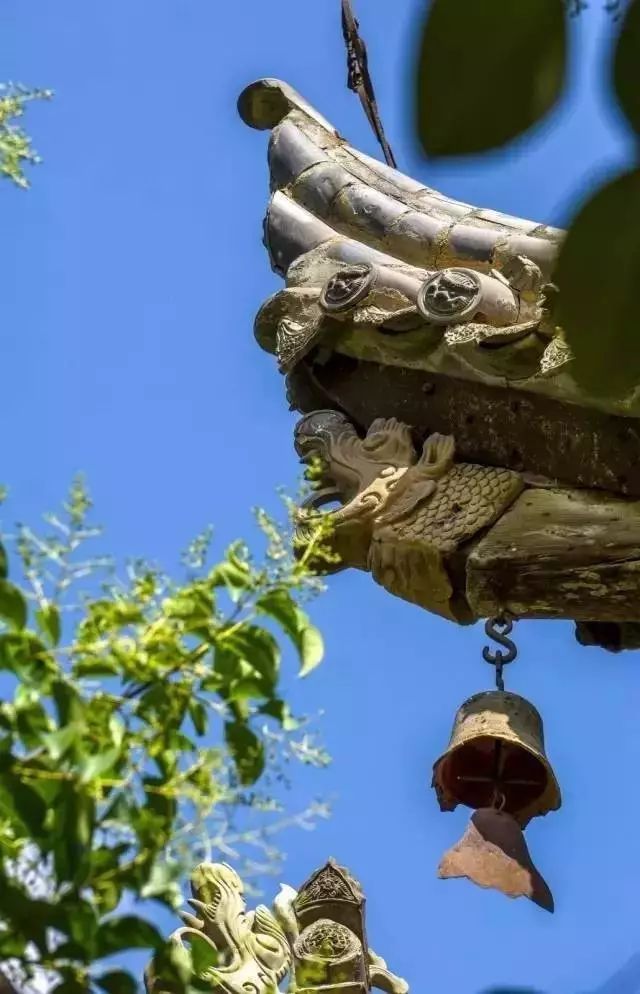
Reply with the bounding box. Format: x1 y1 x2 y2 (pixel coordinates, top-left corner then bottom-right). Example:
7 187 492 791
145 861 407 994
239 78 640 651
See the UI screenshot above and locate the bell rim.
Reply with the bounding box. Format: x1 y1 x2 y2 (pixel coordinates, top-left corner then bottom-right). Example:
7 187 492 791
431 690 562 825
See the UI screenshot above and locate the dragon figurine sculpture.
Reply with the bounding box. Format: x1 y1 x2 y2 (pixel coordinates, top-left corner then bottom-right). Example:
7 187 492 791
145 860 407 994
144 862 292 994
238 77 640 651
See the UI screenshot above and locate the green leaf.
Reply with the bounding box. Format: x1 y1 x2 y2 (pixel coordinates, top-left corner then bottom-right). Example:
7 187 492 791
0 578 27 630
0 631 57 685
189 699 208 736
613 0 640 135
0 771 47 837
51 784 95 883
0 541 8 580
59 896 99 958
36 600 61 646
224 721 265 785
15 691 51 749
215 627 281 697
260 698 300 731
52 679 85 726
415 0 567 155
141 859 183 908
51 979 87 994
149 941 193 994
256 590 324 677
96 971 138 994
93 877 122 915
41 722 80 761
73 655 120 677
96 915 165 957
233 627 280 683
210 546 253 603
190 933 219 974
79 747 120 784
555 169 640 398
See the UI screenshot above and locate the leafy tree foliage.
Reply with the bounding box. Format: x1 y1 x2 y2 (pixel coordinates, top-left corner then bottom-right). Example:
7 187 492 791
0 481 332 994
414 0 639 399
0 85 51 188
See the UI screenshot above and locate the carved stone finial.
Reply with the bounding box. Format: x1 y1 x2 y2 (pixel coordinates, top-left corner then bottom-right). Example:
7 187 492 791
290 861 407 994
145 861 407 994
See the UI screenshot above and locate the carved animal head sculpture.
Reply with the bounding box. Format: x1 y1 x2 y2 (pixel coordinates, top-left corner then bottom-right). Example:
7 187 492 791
295 412 522 622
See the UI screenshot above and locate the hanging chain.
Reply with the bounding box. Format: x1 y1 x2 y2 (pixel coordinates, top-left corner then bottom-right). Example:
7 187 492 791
482 614 518 691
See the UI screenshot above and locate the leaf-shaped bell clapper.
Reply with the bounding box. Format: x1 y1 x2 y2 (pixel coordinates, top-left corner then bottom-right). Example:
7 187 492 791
432 691 561 912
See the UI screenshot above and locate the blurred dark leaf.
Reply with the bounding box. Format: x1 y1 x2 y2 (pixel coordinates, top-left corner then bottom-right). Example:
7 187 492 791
481 989 544 993
96 915 165 958
0 771 47 837
51 784 95 884
480 989 544 994
140 859 182 908
416 0 566 155
0 579 27 630
148 941 194 994
189 698 208 736
225 721 265 785
51 980 87 994
95 971 138 994
556 169 640 397
613 0 640 134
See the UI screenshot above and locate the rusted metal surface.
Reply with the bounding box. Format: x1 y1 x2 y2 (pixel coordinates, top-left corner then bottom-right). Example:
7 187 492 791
341 0 397 169
438 808 554 913
432 691 561 827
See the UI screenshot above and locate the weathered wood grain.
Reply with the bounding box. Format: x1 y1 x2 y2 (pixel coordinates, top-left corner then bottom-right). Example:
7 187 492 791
288 355 640 497
467 488 640 621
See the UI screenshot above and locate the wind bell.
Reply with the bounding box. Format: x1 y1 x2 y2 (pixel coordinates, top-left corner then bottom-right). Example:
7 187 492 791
431 617 561 912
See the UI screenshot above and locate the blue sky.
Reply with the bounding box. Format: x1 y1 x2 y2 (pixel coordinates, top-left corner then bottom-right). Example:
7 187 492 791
3 2 640 992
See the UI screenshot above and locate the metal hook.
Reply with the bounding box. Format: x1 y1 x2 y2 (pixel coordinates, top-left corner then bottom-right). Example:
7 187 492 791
483 615 518 691
492 789 507 813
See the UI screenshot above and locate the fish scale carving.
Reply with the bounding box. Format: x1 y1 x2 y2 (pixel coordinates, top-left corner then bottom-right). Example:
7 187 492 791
396 465 524 551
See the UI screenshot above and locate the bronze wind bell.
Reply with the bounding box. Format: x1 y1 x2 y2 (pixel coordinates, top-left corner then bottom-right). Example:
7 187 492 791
432 618 561 912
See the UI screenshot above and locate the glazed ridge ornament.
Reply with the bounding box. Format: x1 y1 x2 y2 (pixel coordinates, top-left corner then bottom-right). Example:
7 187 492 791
145 860 408 994
432 620 560 912
239 76 640 652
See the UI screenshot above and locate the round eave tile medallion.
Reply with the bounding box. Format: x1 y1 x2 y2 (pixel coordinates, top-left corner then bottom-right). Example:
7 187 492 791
319 264 376 313
417 267 482 325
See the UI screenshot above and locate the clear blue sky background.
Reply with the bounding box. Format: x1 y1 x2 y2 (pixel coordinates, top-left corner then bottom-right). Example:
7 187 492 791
2 2 640 992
